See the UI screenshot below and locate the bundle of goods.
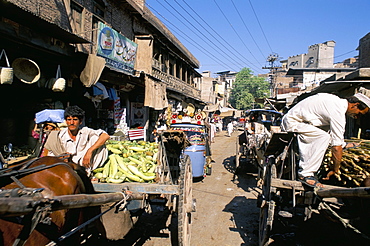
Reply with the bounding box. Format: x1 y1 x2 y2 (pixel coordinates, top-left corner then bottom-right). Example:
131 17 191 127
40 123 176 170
320 139 370 187
1 146 34 158
93 140 159 184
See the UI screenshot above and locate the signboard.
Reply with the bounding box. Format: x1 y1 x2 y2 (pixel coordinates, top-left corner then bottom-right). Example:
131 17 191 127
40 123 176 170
97 22 138 74
131 102 145 126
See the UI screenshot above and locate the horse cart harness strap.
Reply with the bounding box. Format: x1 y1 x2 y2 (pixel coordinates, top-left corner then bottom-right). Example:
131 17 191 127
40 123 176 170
45 191 131 246
0 162 75 246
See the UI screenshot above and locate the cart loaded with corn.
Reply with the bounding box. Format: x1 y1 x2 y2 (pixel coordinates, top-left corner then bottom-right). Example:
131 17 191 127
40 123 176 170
92 140 159 184
320 138 370 187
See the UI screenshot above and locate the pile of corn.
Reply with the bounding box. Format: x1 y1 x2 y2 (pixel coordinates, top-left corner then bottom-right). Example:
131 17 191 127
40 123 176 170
321 140 370 187
93 140 159 184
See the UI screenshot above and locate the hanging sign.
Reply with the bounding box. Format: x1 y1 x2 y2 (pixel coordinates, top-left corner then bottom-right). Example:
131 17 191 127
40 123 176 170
97 22 138 74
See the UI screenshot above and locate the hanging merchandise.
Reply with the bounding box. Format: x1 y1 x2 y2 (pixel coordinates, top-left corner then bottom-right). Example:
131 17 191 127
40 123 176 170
12 58 40 84
0 49 13 85
80 54 106 87
52 65 66 92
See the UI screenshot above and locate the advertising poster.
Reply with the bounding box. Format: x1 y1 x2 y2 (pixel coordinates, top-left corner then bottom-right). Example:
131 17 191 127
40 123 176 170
131 102 145 126
97 22 138 74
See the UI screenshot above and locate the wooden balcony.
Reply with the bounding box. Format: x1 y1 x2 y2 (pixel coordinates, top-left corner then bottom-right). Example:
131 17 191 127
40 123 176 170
151 62 201 100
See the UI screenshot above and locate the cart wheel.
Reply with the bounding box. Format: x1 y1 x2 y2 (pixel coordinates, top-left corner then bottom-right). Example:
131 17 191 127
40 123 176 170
171 155 192 246
258 157 277 246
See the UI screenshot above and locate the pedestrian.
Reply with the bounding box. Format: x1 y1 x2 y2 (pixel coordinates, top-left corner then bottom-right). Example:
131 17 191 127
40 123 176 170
227 120 233 137
210 121 216 143
281 93 370 188
45 105 110 174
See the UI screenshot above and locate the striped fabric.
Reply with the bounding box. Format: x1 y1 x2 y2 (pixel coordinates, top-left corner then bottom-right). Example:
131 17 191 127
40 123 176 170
128 129 145 140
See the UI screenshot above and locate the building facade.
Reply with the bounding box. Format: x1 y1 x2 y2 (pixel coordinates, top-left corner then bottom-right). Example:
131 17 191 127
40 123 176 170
0 0 203 149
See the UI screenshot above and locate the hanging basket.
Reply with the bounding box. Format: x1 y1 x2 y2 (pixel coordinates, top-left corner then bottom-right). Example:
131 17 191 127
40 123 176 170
12 58 40 84
0 49 13 85
52 65 66 92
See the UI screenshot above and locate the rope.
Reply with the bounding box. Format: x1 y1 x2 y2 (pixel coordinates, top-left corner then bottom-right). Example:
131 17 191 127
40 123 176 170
45 192 129 246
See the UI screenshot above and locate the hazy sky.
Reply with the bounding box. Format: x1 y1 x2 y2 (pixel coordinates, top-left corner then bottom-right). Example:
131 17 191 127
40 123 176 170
145 0 369 76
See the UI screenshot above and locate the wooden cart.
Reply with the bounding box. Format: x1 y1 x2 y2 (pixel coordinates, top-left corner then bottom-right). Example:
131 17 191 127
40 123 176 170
235 109 283 176
0 131 193 246
258 132 370 246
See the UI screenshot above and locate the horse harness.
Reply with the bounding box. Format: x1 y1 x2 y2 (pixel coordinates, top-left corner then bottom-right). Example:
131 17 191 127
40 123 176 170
0 157 73 246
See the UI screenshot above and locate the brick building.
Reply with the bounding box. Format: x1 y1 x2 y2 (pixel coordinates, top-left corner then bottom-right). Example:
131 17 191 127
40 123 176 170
0 0 203 148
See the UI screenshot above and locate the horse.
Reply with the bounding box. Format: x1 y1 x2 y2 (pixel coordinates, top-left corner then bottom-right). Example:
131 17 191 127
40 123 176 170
0 156 103 246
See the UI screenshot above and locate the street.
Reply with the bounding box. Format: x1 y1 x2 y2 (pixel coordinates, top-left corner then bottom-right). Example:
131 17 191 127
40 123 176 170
190 129 259 246
110 128 261 246
86 128 370 246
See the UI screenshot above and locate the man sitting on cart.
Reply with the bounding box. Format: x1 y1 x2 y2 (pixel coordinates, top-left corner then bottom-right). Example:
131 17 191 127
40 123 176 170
281 93 370 188
45 105 109 174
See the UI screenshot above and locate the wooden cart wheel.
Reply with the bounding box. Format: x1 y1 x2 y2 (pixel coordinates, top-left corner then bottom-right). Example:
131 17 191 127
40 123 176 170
171 155 192 246
259 157 277 246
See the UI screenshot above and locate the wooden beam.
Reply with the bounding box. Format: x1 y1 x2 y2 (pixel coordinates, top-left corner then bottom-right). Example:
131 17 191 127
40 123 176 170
271 178 370 198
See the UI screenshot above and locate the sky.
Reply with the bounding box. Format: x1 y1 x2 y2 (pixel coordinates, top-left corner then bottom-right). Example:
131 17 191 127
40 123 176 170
145 0 370 76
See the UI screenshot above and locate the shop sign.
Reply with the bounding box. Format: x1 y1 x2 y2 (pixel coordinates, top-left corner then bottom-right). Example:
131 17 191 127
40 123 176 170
131 102 145 126
97 22 138 74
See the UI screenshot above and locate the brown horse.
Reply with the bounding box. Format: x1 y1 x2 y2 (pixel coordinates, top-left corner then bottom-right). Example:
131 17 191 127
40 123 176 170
0 156 102 246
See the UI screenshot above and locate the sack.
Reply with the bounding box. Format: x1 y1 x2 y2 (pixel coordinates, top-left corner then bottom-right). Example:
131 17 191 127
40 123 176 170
0 49 13 85
35 109 65 124
80 54 106 87
52 65 66 92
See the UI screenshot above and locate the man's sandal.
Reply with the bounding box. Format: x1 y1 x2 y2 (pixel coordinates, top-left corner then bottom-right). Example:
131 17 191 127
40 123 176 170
299 176 323 189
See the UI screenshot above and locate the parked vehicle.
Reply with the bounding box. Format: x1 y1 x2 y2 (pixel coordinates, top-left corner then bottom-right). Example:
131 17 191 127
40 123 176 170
170 123 212 178
235 109 283 175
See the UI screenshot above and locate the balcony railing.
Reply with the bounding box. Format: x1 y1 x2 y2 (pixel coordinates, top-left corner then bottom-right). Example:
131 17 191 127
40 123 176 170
152 61 201 100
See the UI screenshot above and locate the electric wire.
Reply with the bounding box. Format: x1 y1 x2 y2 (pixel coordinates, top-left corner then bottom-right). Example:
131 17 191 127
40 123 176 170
161 0 247 71
230 0 267 60
178 0 264 73
248 0 274 53
153 0 244 71
334 50 357 59
146 2 240 72
213 0 263 69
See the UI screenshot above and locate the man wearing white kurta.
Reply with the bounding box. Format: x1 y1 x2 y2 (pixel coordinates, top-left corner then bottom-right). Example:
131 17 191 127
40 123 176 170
281 93 370 188
47 106 109 175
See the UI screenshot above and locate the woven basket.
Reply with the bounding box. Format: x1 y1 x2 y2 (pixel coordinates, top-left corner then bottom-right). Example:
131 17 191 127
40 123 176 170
0 50 13 85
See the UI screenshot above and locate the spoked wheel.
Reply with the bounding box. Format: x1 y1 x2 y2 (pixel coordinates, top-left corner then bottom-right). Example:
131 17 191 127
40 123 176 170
171 155 192 246
258 157 277 246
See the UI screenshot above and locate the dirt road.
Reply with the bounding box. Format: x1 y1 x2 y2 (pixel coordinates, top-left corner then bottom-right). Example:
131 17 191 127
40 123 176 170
84 129 370 246
83 129 259 246
190 129 259 246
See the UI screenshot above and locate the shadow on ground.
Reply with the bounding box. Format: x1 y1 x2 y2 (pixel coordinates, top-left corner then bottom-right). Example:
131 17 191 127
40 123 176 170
223 195 259 245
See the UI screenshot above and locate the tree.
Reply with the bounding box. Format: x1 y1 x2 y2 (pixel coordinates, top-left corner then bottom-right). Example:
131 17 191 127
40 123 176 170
229 68 270 110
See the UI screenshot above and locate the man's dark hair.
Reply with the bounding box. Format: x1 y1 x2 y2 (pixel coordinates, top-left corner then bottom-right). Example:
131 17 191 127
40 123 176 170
347 96 367 110
64 106 85 121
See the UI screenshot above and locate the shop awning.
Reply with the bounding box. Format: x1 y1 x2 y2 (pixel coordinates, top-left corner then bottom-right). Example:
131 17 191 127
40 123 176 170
144 77 168 110
203 104 220 112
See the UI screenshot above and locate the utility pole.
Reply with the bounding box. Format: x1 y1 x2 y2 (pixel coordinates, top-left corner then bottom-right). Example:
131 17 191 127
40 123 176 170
262 53 281 98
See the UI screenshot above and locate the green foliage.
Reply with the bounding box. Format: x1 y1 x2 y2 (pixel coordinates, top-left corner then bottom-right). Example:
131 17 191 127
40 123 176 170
229 68 270 110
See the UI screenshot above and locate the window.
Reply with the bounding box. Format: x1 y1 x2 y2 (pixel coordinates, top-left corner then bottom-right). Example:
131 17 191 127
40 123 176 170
91 17 100 50
169 62 174 76
176 61 181 79
93 0 105 19
182 66 186 82
71 1 83 34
